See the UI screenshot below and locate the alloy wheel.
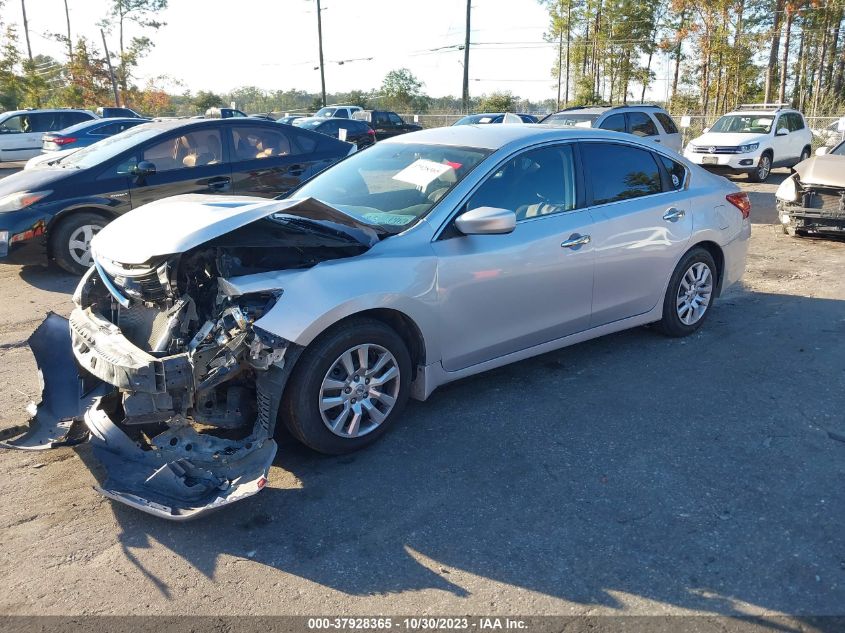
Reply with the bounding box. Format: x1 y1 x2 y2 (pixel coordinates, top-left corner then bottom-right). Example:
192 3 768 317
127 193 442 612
676 262 713 326
67 224 103 268
757 155 771 180
319 343 401 438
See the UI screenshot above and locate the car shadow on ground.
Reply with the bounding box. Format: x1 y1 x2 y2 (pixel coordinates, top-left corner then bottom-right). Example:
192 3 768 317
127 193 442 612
86 287 845 622
15 263 78 294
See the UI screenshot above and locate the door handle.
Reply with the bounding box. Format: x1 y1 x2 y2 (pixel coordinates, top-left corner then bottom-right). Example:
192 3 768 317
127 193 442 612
561 233 591 249
663 207 685 222
654 138 661 142
206 176 231 191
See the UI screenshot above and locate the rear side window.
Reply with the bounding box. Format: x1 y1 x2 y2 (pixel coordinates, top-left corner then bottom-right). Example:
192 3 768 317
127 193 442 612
60 112 92 128
95 120 140 136
290 130 317 153
654 112 679 134
628 112 659 137
581 143 662 205
231 125 296 159
598 113 626 132
787 113 805 131
659 155 687 190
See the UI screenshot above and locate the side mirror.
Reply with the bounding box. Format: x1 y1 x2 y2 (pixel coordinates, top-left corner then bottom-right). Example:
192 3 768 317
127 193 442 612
776 127 789 136
455 206 516 235
133 160 156 180
815 146 829 156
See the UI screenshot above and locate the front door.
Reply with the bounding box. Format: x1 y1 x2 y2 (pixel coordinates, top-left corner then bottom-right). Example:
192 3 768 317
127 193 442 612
580 141 693 327
128 127 232 208
0 113 43 160
433 144 595 372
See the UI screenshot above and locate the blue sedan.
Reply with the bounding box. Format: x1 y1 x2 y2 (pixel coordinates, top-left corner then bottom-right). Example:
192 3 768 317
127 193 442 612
41 117 150 152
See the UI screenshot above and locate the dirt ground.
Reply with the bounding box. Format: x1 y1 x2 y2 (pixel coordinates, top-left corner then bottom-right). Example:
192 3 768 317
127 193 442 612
0 163 843 619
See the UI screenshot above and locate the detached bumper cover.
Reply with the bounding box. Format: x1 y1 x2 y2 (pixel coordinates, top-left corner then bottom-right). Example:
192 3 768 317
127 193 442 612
1 313 277 520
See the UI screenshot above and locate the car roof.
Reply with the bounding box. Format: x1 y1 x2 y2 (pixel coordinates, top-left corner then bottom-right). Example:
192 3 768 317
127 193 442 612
382 123 643 150
55 117 148 134
724 109 800 116
0 108 93 117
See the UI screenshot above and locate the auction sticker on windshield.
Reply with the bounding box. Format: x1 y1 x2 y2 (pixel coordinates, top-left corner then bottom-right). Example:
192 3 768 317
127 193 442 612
392 159 453 188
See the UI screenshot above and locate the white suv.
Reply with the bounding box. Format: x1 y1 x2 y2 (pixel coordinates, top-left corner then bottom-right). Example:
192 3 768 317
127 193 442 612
684 104 813 182
539 104 683 152
0 108 97 161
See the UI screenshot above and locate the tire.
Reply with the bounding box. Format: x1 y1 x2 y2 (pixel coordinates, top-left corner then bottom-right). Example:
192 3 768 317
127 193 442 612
656 248 717 338
280 317 412 455
747 152 772 182
50 212 107 275
799 146 811 163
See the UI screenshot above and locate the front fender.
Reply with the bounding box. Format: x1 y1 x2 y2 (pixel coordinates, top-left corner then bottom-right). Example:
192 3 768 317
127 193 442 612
228 255 442 363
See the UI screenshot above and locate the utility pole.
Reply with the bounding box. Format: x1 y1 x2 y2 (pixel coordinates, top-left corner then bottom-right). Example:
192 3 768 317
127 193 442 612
316 0 326 107
462 0 471 113
564 0 571 104
20 0 33 61
100 29 120 107
557 30 563 110
64 0 73 64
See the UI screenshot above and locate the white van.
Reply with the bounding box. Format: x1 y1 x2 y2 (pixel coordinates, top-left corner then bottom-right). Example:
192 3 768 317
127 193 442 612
0 109 97 161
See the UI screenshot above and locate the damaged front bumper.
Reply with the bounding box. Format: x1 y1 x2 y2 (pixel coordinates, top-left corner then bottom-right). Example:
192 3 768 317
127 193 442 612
2 291 291 521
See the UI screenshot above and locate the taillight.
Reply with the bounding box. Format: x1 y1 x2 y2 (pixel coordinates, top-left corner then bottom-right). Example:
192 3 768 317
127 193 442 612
367 129 375 135
52 136 76 146
726 192 751 219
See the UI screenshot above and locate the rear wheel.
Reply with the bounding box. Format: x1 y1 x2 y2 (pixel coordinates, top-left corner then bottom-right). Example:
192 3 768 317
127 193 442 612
51 212 106 275
657 248 717 338
280 318 411 454
798 146 811 163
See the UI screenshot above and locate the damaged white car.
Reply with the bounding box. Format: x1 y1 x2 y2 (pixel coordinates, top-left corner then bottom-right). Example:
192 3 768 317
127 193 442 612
1 126 750 520
776 140 845 237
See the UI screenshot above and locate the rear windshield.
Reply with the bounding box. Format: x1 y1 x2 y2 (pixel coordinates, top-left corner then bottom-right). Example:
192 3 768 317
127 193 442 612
541 113 599 128
59 123 163 169
292 119 323 130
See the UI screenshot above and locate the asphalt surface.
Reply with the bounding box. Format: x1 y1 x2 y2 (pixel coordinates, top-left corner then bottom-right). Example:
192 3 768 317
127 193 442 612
0 160 843 621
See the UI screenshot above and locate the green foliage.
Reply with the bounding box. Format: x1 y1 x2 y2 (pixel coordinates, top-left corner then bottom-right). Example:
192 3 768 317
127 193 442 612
380 68 429 112
478 91 518 112
193 90 223 112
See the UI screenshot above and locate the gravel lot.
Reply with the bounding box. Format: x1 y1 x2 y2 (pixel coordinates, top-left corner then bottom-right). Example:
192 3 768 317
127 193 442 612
0 161 843 620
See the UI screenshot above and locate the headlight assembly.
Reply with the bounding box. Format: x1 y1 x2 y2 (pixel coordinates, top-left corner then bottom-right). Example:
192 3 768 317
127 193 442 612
0 190 52 212
738 143 759 153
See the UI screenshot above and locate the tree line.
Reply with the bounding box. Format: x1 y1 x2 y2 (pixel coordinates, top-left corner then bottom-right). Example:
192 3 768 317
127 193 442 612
541 0 845 116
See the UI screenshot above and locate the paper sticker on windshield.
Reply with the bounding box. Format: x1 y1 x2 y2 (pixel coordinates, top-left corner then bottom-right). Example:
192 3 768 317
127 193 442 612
362 212 416 226
392 159 453 188
479 117 493 123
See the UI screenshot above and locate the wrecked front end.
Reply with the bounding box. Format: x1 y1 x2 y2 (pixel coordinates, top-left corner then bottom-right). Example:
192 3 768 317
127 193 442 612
777 159 845 237
1 197 378 520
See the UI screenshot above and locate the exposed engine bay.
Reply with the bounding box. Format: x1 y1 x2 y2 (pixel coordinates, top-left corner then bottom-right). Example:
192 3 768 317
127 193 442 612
0 197 381 520
776 155 845 236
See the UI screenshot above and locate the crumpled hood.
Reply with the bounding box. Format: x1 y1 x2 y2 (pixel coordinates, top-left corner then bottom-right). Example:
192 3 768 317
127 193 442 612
690 132 768 148
793 154 845 188
92 194 384 265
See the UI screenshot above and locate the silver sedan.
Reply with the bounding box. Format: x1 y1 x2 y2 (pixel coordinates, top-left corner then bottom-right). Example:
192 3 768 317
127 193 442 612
8 125 751 519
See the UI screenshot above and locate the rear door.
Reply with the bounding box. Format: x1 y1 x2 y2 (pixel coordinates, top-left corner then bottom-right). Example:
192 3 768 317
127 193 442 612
581 141 693 326
128 125 232 208
228 123 313 197
653 112 683 153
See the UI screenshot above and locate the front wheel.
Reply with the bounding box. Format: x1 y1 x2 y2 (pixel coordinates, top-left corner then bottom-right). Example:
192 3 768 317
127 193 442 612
51 212 106 275
280 318 412 454
747 153 772 182
657 248 717 338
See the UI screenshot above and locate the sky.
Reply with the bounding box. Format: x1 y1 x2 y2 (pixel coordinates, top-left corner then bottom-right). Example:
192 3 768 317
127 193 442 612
10 0 674 103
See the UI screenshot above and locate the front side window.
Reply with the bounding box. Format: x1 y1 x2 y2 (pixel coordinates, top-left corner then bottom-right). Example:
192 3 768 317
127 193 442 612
467 145 578 220
0 115 22 133
655 112 679 134
232 125 293 160
598 113 626 133
388 113 404 126
292 142 490 232
143 129 224 171
629 112 659 137
581 143 662 205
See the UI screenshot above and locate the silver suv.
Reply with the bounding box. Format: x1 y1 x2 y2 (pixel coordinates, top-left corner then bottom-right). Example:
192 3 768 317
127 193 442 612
539 104 682 152
0 108 97 161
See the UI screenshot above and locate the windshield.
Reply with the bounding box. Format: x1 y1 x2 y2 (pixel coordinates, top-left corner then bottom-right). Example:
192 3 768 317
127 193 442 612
709 114 774 134
291 142 491 231
59 123 163 169
832 141 845 156
541 113 599 128
454 114 501 125
315 107 337 117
